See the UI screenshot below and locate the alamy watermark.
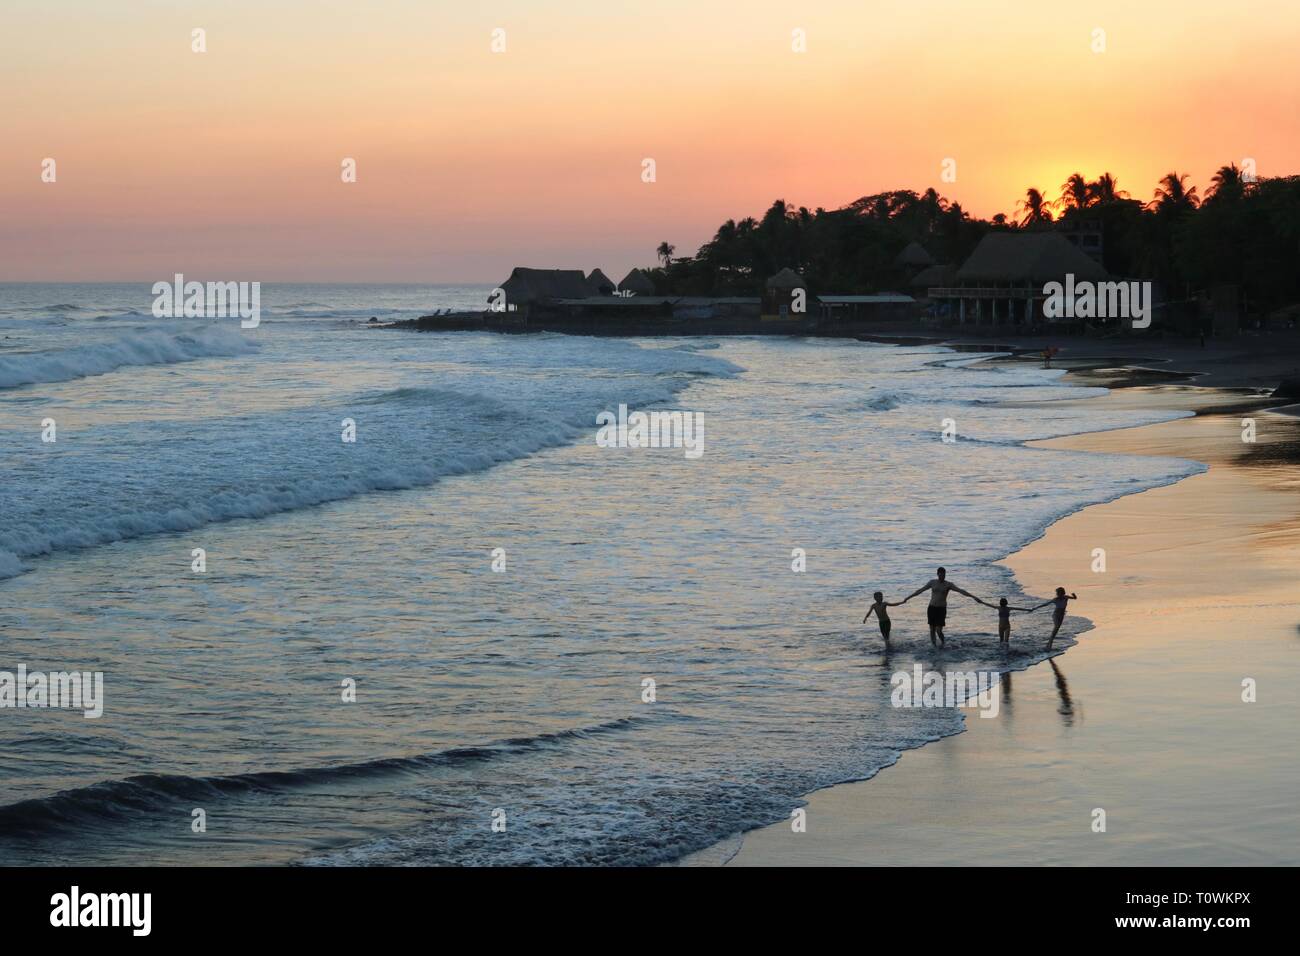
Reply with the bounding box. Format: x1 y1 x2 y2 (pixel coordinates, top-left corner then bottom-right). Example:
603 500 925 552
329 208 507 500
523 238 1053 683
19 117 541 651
595 404 704 459
152 273 260 328
0 664 104 718
890 665 1000 718
1043 273 1151 329
50 886 150 936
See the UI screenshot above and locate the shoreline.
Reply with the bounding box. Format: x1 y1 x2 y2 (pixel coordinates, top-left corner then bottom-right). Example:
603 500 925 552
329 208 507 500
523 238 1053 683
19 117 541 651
686 356 1300 866
380 317 1300 393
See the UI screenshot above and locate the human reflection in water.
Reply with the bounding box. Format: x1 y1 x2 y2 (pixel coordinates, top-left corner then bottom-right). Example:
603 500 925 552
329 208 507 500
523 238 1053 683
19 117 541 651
1048 659 1077 726
877 642 894 677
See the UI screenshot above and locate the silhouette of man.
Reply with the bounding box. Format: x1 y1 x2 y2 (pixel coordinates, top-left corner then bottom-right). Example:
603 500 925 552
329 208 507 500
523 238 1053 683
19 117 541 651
904 567 979 647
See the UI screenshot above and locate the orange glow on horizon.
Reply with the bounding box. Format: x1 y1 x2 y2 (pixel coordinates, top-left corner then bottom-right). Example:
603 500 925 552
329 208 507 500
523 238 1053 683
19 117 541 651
2 0 1298 281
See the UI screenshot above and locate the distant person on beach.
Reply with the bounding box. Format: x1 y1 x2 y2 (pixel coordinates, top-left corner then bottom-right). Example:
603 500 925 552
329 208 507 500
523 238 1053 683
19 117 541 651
904 568 980 647
863 591 907 645
977 596 1034 643
1032 587 1078 647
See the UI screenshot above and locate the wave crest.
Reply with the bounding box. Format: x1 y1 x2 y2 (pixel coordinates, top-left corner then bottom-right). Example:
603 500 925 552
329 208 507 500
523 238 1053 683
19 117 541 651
0 326 258 390
0 716 649 837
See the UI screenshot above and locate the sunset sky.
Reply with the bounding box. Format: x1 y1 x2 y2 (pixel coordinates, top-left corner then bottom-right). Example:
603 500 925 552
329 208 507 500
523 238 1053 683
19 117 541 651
2 0 1297 282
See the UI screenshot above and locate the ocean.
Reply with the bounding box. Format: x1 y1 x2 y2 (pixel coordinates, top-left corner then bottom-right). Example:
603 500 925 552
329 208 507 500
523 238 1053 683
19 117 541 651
0 283 1202 865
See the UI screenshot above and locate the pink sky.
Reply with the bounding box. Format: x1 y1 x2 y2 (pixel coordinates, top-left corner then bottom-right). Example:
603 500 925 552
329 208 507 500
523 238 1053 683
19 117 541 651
2 0 1297 282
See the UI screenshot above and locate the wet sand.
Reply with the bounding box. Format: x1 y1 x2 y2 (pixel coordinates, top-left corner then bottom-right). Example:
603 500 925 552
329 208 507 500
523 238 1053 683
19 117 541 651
696 385 1300 866
862 326 1300 391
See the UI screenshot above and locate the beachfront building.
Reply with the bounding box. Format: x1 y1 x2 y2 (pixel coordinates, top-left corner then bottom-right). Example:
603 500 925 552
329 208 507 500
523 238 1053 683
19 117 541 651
586 269 616 296
496 267 599 314
909 263 958 302
893 240 936 273
816 294 915 328
1054 218 1105 265
927 233 1109 328
617 269 657 296
488 263 918 334
673 297 761 322
762 268 807 320
542 294 678 333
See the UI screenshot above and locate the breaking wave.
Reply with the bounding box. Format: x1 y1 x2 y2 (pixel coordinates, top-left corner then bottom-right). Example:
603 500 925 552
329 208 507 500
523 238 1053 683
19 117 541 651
0 326 258 390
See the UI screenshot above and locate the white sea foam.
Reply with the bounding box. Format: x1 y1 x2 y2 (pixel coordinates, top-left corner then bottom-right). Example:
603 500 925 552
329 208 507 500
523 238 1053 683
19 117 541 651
0 551 23 579
0 335 722 577
0 326 258 389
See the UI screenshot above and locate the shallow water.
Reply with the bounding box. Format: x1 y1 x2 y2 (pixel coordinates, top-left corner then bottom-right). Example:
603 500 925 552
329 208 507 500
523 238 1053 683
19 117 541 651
0 284 1202 865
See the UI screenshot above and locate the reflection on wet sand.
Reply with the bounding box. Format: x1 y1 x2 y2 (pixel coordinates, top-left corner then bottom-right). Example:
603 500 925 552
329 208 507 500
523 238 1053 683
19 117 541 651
1048 660 1077 726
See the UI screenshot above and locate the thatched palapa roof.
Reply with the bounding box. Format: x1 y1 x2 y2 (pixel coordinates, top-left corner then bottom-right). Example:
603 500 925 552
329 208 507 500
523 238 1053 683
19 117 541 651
765 268 806 290
957 234 1109 283
909 263 958 290
894 241 935 269
497 268 596 305
617 269 657 296
586 269 616 295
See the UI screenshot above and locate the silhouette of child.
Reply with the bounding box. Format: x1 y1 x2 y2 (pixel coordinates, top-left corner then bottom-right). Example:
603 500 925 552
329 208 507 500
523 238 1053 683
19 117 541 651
1032 588 1078 647
980 596 1032 642
863 591 906 644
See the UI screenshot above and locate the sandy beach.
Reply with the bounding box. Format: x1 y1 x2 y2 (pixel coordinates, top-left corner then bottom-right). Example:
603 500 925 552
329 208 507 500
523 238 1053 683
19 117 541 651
693 373 1300 867
869 327 1300 391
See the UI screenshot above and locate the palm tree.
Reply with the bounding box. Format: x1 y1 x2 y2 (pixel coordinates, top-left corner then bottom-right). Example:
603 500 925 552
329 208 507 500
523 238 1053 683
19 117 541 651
918 187 949 231
1149 172 1200 213
656 241 676 267
1059 172 1091 213
1087 172 1127 204
1207 163 1246 202
699 221 739 270
1017 188 1054 227
920 187 949 210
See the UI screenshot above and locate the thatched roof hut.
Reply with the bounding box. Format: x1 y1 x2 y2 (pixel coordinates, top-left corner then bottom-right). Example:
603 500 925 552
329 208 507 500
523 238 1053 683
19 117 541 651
765 268 806 290
586 269 616 295
894 241 935 269
497 268 596 306
909 263 958 291
617 269 657 296
956 234 1108 283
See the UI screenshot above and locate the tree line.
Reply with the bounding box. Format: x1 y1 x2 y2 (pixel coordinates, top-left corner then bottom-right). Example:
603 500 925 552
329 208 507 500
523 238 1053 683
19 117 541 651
645 167 1300 315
